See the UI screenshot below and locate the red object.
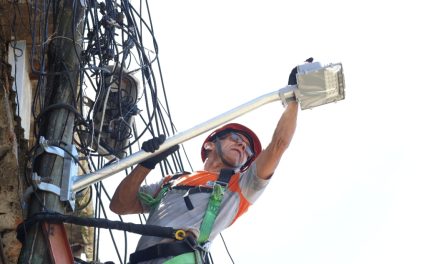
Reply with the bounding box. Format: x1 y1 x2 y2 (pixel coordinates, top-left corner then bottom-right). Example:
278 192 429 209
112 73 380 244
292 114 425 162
201 123 262 171
42 222 74 264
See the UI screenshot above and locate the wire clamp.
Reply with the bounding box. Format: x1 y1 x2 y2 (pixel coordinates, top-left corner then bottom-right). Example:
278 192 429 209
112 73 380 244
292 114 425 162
32 137 79 211
22 173 61 209
278 85 297 107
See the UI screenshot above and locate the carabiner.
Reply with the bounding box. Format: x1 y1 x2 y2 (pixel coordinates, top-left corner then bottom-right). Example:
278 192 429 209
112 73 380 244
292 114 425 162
174 229 186 241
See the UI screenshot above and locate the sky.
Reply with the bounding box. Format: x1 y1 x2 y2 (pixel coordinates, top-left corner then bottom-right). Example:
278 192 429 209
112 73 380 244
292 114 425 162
101 1 440 263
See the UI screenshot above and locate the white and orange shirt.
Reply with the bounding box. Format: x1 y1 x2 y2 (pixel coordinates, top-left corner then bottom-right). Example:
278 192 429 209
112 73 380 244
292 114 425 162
136 162 269 256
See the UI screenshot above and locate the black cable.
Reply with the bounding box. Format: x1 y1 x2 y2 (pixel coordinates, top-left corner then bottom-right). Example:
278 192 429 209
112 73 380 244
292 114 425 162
75 186 93 212
94 182 123 264
97 182 129 263
21 0 201 263
220 233 236 264
16 212 182 244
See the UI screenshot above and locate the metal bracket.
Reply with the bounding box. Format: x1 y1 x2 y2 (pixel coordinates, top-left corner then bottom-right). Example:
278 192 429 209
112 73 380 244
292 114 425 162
31 137 79 210
32 172 61 196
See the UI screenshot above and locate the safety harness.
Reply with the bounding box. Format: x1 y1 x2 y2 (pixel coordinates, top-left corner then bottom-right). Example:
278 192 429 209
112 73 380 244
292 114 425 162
130 168 236 264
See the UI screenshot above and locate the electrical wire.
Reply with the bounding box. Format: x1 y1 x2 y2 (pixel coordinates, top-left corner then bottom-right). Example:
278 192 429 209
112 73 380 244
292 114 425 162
20 0 236 263
220 233 236 264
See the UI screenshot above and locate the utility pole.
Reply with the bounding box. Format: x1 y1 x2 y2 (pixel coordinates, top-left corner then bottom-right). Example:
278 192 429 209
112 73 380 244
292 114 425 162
18 0 85 263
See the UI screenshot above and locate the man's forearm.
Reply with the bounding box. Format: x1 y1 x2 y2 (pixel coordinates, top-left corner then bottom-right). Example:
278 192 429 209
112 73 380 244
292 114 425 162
271 102 299 152
256 102 299 179
109 165 151 214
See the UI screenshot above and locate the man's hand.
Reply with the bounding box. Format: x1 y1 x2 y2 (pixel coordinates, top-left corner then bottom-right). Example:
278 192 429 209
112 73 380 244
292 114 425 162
139 135 179 169
288 57 314 85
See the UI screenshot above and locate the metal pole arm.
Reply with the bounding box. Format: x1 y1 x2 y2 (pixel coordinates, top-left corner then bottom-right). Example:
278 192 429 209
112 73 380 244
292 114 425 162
72 85 296 192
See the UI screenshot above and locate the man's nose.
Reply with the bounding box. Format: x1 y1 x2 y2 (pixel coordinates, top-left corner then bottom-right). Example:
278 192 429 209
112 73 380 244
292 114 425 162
236 141 246 151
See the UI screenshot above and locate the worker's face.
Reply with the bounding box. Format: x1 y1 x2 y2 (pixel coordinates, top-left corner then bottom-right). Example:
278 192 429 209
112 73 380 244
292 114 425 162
218 132 254 167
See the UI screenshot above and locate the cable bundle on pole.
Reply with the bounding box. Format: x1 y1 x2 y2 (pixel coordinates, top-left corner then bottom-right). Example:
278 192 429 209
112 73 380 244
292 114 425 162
20 0 188 263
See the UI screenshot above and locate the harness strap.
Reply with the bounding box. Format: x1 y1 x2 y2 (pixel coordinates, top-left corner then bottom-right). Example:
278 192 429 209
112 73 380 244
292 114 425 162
216 168 235 186
129 240 194 264
173 186 213 210
138 187 168 208
163 252 199 264
197 168 235 243
172 186 213 192
132 169 235 263
137 172 190 209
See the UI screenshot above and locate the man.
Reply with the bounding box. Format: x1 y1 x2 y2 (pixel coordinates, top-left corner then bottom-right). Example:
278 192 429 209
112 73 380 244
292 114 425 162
110 65 302 263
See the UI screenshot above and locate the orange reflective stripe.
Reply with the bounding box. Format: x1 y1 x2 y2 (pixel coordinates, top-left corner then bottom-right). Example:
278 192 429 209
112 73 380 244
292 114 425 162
228 174 251 225
172 171 218 187
161 171 250 225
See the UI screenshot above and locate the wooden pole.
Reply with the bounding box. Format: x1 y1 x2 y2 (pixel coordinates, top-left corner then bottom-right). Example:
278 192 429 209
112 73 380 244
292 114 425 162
18 0 85 263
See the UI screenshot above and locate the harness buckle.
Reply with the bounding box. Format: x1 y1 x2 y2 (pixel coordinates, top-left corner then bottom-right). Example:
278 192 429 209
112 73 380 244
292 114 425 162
201 241 211 252
184 234 208 254
214 180 229 187
186 238 212 264
183 234 199 251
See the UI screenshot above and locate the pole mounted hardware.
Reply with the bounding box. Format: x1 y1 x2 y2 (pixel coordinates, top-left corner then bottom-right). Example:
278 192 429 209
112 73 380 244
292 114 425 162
27 61 345 208
71 61 345 195
23 137 79 210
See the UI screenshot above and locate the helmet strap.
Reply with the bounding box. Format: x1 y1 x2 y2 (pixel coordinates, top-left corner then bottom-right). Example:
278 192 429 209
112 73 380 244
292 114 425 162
214 140 242 170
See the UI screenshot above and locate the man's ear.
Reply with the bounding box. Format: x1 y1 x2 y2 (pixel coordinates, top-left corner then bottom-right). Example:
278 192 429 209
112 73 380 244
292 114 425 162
204 141 214 150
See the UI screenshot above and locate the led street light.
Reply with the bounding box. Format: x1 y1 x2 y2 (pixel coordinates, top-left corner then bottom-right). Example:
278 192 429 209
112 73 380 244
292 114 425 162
294 62 345 110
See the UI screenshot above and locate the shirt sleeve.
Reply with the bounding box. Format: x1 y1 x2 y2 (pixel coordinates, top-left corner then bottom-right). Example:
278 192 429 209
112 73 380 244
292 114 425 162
138 178 163 212
238 162 270 203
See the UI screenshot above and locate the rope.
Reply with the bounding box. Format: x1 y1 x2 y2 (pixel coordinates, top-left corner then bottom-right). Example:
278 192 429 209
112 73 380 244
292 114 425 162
17 212 180 244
